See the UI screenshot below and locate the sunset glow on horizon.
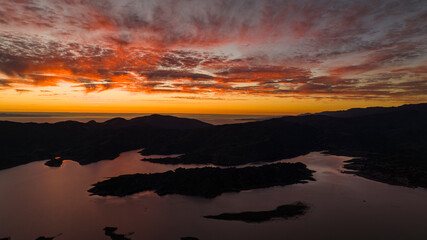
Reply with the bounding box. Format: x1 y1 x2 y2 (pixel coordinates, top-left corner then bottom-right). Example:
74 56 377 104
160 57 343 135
0 0 426 114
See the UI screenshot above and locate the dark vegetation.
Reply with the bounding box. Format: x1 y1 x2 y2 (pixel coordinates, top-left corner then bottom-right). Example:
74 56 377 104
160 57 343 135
204 202 309 223
88 162 314 198
1 103 426 188
44 157 63 167
2 229 128 240
0 234 62 240
104 227 133 240
343 157 427 188
34 236 57 240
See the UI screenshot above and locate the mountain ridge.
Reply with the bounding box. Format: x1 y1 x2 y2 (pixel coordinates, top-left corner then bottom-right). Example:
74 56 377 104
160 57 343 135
0 103 426 188
305 103 427 118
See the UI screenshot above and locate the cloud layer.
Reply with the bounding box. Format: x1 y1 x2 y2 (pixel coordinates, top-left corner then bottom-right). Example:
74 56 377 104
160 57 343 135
0 0 426 101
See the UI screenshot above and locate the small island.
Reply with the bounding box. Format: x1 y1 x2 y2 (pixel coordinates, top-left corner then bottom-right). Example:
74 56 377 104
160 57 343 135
204 202 309 223
88 162 315 198
104 227 133 240
35 237 55 240
45 157 64 167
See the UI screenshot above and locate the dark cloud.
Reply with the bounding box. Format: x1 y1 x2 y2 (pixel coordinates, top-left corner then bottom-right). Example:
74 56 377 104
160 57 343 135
142 70 214 81
170 96 226 101
0 79 11 87
392 65 427 74
15 89 31 93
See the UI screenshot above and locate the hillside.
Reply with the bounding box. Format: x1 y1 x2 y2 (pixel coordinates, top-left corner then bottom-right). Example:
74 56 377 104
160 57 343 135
1 103 426 187
0 114 212 169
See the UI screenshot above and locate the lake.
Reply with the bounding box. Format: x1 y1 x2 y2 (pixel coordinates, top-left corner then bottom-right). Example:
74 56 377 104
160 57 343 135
0 150 426 240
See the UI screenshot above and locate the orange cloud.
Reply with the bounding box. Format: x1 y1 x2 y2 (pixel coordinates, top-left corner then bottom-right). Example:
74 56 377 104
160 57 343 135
0 0 425 104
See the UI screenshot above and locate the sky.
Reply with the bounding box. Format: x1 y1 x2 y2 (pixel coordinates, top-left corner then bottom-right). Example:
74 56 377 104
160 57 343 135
0 0 426 115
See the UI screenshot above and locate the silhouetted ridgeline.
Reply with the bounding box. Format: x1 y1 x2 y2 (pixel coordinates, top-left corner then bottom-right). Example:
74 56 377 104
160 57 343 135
88 162 315 198
139 118 321 166
138 104 427 187
0 114 211 169
310 103 427 118
1 103 427 188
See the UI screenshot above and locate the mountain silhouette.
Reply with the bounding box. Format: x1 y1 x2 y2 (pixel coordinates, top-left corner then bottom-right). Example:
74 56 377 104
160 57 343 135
1 103 426 187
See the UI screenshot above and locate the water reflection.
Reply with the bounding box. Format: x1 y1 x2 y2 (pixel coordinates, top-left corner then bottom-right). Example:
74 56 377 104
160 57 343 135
0 150 426 240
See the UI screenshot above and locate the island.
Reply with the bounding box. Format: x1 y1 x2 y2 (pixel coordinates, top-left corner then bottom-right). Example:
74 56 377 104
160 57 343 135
35 237 55 240
204 202 309 223
104 227 133 240
88 162 315 198
44 157 64 167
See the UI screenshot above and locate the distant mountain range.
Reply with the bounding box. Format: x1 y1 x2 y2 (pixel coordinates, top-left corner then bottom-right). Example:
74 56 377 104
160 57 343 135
1 103 426 188
307 103 427 118
101 114 212 129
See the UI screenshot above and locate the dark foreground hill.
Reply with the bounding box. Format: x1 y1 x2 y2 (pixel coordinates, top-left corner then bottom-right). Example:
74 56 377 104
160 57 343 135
0 114 212 169
1 103 426 188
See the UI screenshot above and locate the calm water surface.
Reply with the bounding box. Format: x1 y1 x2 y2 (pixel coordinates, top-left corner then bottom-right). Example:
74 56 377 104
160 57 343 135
0 150 426 240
